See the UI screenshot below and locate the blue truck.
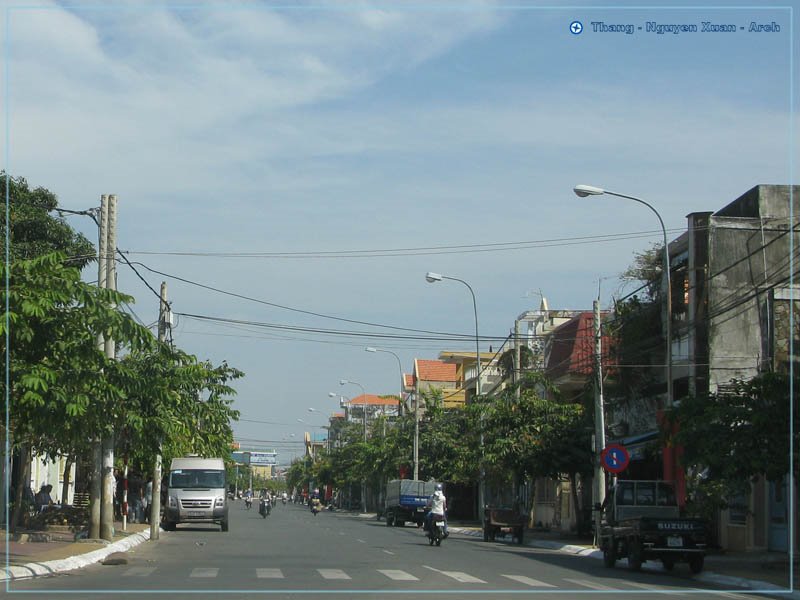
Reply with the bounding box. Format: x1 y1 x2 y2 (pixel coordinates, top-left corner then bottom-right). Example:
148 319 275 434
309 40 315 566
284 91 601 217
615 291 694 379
384 479 438 527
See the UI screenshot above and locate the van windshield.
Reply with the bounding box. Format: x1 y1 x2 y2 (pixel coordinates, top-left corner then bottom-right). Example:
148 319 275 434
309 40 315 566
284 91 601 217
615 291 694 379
169 469 225 489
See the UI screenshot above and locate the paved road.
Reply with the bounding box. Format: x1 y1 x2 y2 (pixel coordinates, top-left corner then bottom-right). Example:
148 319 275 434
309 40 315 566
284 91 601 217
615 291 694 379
9 502 776 599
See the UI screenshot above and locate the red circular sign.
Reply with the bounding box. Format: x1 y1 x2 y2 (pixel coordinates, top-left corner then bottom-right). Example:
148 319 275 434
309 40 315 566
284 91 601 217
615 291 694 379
601 443 630 474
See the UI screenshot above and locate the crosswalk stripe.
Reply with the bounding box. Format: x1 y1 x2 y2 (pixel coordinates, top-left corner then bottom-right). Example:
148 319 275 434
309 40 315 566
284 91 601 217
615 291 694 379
423 565 486 584
563 578 617 590
317 568 351 580
256 568 284 579
440 571 487 584
501 574 555 587
378 569 419 581
189 567 219 578
122 567 156 577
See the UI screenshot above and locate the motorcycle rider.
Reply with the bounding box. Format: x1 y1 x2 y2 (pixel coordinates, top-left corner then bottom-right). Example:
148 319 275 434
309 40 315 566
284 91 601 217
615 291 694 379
259 488 271 513
424 483 448 537
244 488 253 509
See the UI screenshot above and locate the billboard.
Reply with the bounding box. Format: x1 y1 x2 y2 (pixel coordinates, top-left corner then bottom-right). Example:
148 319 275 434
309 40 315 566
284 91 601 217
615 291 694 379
249 451 277 466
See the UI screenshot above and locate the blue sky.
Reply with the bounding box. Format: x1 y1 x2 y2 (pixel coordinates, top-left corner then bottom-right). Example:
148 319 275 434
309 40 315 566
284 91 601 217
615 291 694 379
3 1 796 462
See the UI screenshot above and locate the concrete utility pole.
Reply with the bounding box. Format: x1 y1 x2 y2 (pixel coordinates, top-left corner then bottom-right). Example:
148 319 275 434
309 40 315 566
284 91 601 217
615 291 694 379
593 299 606 547
100 194 118 541
514 319 521 402
90 195 108 540
150 281 168 541
413 391 419 480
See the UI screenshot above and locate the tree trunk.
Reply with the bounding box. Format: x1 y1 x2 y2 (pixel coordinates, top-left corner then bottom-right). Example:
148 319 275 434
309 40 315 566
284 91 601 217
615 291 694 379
10 444 31 533
61 454 74 505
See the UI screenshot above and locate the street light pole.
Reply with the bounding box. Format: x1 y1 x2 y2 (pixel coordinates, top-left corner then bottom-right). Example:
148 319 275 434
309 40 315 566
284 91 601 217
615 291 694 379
340 379 368 513
364 347 404 410
573 185 672 408
425 271 485 514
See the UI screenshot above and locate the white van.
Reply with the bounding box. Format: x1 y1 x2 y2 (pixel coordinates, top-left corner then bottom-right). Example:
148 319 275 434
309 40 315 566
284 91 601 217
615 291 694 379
164 456 229 532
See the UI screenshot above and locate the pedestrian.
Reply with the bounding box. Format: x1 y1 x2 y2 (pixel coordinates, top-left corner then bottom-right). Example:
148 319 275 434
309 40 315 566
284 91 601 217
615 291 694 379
34 484 54 512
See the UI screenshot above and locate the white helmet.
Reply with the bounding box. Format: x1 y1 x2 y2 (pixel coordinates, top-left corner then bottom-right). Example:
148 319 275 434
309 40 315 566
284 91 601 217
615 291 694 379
435 483 443 491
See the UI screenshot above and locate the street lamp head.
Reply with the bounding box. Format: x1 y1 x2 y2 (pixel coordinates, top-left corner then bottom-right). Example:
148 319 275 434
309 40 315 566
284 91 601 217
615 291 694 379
573 184 606 198
425 271 442 283
339 379 348 385
365 347 377 353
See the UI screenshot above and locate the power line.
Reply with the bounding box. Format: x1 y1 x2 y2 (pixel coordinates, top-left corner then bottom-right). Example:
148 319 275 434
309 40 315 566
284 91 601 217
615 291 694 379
130 260 479 339
121 227 689 259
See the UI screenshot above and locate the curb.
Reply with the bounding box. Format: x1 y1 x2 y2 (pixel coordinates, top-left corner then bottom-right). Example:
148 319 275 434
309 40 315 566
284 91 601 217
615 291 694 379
448 527 799 597
1 529 152 581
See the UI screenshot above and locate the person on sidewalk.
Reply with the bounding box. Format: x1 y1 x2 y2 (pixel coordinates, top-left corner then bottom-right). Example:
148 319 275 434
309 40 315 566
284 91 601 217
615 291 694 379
34 484 54 513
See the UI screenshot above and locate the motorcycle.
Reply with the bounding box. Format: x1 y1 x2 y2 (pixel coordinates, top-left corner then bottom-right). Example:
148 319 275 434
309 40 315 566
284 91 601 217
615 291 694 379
281 497 287 506
244 497 252 510
427 516 446 547
259 498 271 518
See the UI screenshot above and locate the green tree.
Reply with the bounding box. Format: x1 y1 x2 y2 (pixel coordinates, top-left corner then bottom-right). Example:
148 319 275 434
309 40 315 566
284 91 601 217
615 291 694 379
114 345 242 474
482 374 592 517
667 371 798 513
2 252 153 529
0 172 95 268
497 346 534 381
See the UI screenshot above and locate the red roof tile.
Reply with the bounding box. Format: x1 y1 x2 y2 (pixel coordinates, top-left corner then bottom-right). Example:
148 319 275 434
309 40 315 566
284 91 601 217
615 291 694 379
415 359 457 382
346 394 400 407
545 311 612 380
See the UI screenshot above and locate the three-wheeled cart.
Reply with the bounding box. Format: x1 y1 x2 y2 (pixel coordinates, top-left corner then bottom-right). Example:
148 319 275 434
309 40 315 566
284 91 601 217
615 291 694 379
483 506 526 544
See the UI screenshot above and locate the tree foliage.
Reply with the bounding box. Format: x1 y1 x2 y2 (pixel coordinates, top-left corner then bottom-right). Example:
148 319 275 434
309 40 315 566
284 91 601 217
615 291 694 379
482 374 593 485
1 172 95 268
667 371 798 503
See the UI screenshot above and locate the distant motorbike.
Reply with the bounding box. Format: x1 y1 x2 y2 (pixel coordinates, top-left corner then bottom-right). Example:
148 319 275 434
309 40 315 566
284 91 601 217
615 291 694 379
310 500 321 516
282 497 287 506
427 516 446 547
259 498 271 518
244 497 253 510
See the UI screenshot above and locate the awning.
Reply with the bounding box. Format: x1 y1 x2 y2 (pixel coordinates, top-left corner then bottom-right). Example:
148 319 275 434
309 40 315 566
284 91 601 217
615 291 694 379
611 430 659 461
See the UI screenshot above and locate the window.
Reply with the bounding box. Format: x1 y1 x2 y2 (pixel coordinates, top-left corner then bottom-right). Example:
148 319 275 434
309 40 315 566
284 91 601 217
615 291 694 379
636 482 655 506
617 482 635 505
657 482 677 506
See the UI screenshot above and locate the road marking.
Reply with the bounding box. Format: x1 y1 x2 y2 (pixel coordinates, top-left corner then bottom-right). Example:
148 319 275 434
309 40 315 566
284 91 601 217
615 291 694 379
256 568 284 579
423 565 486 584
317 569 351 580
563 578 617 590
382 549 395 555
379 569 419 581
501 574 555 587
122 567 156 577
357 539 366 543
621 581 682 592
189 567 219 578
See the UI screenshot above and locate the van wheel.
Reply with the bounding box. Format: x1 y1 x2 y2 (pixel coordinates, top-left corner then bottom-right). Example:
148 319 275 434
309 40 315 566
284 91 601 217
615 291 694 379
662 557 675 571
386 514 394 527
163 521 176 532
221 520 229 532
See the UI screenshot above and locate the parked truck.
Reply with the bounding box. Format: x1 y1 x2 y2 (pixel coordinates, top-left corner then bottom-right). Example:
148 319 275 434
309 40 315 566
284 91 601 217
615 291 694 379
384 479 438 527
599 480 708 573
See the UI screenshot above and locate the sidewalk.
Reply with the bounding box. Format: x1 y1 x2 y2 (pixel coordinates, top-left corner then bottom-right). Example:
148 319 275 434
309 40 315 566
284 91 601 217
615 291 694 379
447 522 799 597
3 520 152 581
